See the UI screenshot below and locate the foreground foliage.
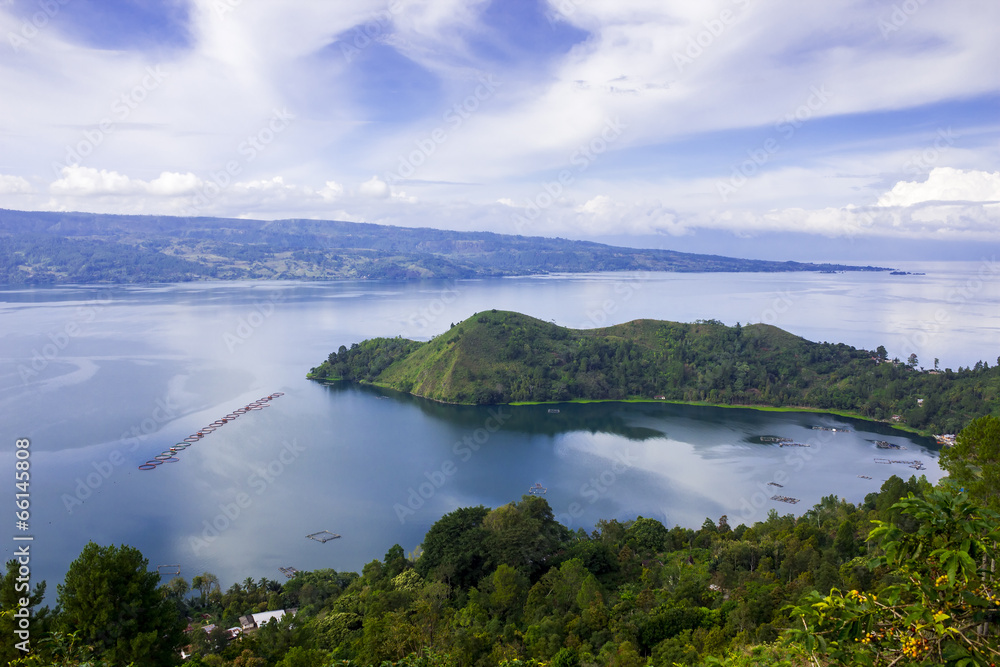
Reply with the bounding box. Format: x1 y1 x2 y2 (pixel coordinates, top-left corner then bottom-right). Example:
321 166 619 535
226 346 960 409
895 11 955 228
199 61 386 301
789 488 1000 665
5 421 998 666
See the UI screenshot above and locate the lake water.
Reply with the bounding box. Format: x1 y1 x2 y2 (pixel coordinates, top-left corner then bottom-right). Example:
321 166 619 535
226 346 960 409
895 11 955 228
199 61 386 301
2 260 998 598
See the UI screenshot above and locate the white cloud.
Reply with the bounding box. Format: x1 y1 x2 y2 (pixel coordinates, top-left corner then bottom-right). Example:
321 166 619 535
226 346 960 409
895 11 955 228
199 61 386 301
147 172 202 196
320 180 344 201
0 174 32 194
49 167 136 195
877 167 1000 207
359 175 390 198
49 166 200 196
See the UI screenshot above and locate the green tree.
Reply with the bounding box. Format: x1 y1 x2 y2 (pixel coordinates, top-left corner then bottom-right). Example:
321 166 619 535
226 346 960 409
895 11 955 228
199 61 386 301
788 488 1000 666
56 542 184 667
486 563 529 619
191 572 221 607
482 496 566 577
415 505 491 588
939 415 1000 511
626 516 669 555
275 646 332 667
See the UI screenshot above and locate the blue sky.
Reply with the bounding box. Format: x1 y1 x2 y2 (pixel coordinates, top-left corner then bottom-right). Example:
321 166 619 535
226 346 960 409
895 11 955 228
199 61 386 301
0 0 998 258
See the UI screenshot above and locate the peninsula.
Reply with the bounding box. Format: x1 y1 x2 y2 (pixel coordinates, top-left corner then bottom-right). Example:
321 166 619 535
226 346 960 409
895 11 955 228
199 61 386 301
0 209 891 284
309 310 1000 435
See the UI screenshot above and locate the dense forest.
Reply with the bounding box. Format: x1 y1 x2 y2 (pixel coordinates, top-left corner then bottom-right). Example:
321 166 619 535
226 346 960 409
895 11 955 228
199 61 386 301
0 209 889 284
309 311 1000 435
3 415 998 666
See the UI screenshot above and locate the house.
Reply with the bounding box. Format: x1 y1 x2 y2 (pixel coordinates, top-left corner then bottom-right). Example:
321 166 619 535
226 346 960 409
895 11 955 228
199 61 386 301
238 608 298 632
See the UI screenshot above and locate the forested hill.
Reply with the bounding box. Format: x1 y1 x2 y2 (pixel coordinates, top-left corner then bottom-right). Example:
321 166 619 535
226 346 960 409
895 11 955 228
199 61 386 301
0 208 890 284
309 310 1000 434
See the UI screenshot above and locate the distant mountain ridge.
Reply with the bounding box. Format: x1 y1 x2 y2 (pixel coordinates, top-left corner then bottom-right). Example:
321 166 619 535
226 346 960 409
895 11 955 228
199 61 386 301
0 208 891 284
309 310 1000 434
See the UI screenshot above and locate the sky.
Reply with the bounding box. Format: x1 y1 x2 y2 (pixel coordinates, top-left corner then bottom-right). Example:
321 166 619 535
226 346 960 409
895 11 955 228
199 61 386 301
0 0 998 260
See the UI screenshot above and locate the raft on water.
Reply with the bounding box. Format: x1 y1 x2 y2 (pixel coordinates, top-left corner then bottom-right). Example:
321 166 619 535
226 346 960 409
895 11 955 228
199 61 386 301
874 440 905 450
137 392 284 471
306 531 341 543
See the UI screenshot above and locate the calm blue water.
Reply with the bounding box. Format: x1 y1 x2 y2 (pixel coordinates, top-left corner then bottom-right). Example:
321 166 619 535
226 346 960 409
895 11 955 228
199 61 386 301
2 262 998 599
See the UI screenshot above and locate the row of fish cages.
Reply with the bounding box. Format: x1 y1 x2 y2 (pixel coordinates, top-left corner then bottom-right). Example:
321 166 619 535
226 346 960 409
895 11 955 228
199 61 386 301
874 457 926 470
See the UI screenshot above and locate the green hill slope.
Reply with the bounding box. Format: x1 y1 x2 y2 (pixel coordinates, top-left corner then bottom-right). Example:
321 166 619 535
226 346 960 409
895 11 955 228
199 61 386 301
309 310 1000 433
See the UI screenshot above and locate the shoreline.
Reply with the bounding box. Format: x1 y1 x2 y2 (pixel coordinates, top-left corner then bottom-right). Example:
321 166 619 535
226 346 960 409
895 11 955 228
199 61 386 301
309 376 932 438
510 397 930 437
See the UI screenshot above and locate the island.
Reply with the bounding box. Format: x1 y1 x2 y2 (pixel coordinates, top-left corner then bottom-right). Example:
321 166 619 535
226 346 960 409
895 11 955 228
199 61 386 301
309 310 1000 435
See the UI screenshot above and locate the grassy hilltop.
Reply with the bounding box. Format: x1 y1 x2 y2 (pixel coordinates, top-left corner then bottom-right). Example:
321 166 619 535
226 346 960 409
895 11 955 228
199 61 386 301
309 310 1000 434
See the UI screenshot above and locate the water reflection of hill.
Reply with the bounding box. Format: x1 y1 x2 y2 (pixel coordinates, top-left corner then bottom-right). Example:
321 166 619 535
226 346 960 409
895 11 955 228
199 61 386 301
321 382 667 441
321 381 938 449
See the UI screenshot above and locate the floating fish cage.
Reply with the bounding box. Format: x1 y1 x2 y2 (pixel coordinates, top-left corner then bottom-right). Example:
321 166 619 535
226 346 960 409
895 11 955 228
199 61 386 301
138 392 285 471
306 531 341 543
